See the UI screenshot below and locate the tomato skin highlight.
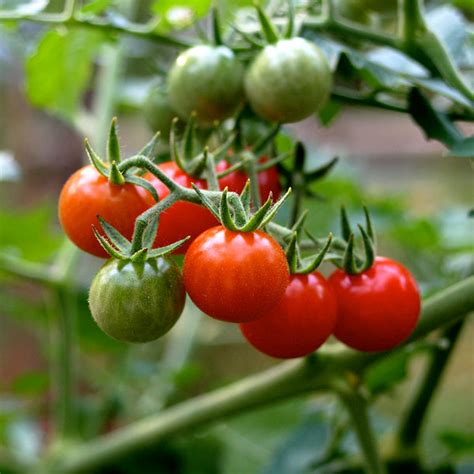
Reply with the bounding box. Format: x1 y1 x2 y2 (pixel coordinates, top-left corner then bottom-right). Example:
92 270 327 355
329 257 421 352
59 166 155 258
88 257 185 343
183 226 290 323
245 37 332 123
240 272 337 358
145 162 218 253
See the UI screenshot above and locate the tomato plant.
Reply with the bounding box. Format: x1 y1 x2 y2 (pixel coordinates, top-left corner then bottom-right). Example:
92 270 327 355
168 45 244 124
245 37 332 123
183 226 289 322
58 165 155 258
240 272 337 358
1 1 473 473
89 257 185 343
329 257 421 352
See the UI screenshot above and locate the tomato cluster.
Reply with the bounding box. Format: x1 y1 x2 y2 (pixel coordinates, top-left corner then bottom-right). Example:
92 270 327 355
59 154 420 353
58 25 419 354
145 36 332 130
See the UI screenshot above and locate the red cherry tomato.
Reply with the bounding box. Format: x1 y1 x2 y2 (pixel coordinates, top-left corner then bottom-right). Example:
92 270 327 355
329 257 421 352
59 166 155 258
240 272 337 358
217 157 281 203
183 226 289 322
145 162 218 253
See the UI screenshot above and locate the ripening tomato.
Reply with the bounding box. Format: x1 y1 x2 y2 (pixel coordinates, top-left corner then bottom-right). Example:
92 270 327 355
145 161 218 253
89 257 185 343
183 226 289 322
59 166 155 258
217 158 281 203
329 257 421 352
240 272 337 358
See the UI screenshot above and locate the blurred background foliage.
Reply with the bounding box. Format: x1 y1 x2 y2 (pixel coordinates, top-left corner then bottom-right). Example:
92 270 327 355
0 0 473 473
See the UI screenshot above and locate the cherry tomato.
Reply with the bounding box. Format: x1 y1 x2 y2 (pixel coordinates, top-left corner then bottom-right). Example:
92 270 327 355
240 272 337 358
59 166 155 258
89 257 185 343
145 162 218 253
245 37 332 123
168 45 244 124
329 257 421 352
217 158 281 203
183 226 289 322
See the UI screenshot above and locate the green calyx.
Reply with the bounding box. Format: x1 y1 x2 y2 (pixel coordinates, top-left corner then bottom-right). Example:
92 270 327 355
93 215 189 263
339 206 376 275
193 182 291 232
170 114 234 182
85 118 161 201
280 142 339 200
286 231 333 274
236 2 295 47
283 210 333 274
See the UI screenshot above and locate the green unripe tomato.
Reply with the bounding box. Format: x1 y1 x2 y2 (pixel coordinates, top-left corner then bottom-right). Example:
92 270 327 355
88 257 185 343
143 84 177 137
168 45 244 125
244 37 332 124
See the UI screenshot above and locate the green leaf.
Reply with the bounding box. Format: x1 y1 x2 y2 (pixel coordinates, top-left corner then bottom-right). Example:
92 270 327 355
26 29 103 120
365 349 412 394
415 22 474 103
412 77 473 109
407 88 463 149
340 50 409 90
151 0 212 33
0 205 62 262
448 136 474 158
11 371 48 396
426 5 470 67
439 431 474 456
318 100 341 127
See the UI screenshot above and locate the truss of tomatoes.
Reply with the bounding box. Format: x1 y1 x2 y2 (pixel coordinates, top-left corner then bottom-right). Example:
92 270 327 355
60 164 420 357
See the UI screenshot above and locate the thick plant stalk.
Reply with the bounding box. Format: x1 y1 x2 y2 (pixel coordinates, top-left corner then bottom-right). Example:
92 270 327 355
338 390 387 474
48 276 474 473
397 319 465 448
